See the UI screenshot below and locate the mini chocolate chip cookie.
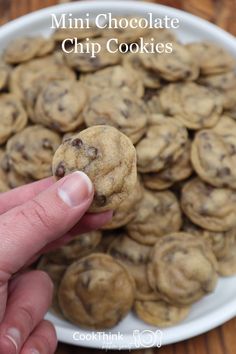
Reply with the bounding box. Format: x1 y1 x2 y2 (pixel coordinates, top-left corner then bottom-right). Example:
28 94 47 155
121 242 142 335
64 38 121 73
191 116 236 188
126 189 182 245
81 65 144 97
148 232 218 305
160 82 223 130
139 43 199 81
183 218 236 261
102 179 143 230
52 125 137 212
142 141 193 190
4 36 55 64
108 233 159 300
34 80 87 132
181 178 236 232
187 42 235 75
122 53 161 89
136 115 188 173
134 300 190 327
198 71 236 91
6 125 61 180
0 59 11 91
0 93 28 145
83 89 147 144
53 26 101 42
37 256 67 316
46 231 102 265
10 55 76 118
58 253 135 329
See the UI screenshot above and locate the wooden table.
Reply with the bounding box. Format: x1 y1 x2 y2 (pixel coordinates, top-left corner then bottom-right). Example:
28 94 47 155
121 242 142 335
0 0 236 353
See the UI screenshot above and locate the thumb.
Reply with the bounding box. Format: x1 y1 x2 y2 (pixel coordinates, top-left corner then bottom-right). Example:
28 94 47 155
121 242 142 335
0 171 94 276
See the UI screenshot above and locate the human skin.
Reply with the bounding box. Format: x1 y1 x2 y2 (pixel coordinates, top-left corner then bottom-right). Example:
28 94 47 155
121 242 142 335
0 172 112 354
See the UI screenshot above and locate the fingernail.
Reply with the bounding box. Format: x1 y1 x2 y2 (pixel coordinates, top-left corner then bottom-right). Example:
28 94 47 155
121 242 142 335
29 349 40 354
5 327 21 352
58 171 93 207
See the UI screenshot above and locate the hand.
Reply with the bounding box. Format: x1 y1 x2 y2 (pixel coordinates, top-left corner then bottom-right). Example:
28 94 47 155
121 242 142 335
0 172 112 354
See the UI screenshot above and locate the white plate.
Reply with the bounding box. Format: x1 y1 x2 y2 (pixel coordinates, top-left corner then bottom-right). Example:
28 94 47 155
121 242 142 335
1 0 236 350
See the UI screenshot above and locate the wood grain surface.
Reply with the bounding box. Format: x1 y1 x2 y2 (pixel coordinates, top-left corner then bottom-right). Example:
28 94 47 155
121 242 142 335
0 0 235 353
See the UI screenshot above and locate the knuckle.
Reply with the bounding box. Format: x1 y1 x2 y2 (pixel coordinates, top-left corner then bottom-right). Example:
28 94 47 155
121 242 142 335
18 305 35 332
20 199 53 235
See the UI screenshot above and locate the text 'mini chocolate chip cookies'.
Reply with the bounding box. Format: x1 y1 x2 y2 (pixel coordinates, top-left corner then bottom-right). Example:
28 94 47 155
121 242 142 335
52 125 137 212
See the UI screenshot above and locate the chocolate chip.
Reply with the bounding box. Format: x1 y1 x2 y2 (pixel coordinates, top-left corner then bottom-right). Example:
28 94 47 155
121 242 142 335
42 138 53 149
55 162 66 178
95 194 107 206
72 138 83 148
87 146 98 159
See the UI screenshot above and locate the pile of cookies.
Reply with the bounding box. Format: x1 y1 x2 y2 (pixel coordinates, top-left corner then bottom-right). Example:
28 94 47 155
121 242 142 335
0 22 236 330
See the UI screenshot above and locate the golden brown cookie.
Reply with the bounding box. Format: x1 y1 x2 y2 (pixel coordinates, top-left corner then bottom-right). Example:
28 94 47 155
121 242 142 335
160 82 223 130
52 126 137 213
58 254 135 329
46 231 102 265
10 55 76 118
187 42 235 75
83 88 147 144
198 71 236 91
183 218 236 261
102 179 143 230
142 141 192 190
136 115 188 173
134 300 190 327
0 59 11 90
181 178 236 232
108 233 159 301
4 36 55 64
6 125 61 180
126 189 182 245
81 65 144 98
64 38 121 73
191 116 236 189
148 232 218 305
34 80 87 132
139 43 199 81
0 93 28 145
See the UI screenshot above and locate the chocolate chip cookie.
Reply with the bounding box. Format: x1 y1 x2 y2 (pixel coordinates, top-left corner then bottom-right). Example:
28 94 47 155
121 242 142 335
142 141 192 190
83 89 147 144
134 300 190 327
126 189 182 245
58 254 135 329
191 116 236 188
0 59 11 90
34 80 87 132
52 125 137 212
148 232 218 305
139 43 199 81
187 42 235 75
102 179 143 229
64 38 121 73
0 93 28 145
6 125 61 179
46 231 102 265
160 82 223 130
108 233 159 300
4 36 55 64
81 65 144 97
136 115 188 173
181 178 236 232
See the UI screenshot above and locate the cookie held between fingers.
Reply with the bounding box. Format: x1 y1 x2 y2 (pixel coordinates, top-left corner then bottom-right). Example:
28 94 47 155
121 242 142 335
52 125 137 212
181 178 236 232
58 254 135 329
148 233 218 305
